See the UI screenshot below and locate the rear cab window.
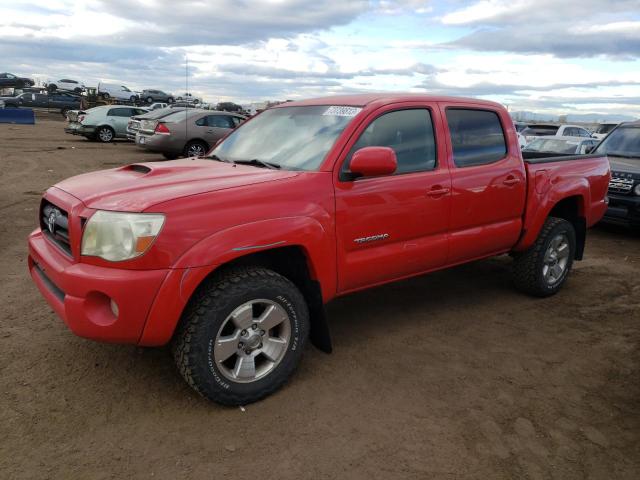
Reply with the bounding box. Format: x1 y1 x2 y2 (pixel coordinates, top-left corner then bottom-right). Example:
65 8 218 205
445 108 507 167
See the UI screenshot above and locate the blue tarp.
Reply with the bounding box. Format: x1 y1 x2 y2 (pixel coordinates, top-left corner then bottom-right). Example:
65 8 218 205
0 108 35 124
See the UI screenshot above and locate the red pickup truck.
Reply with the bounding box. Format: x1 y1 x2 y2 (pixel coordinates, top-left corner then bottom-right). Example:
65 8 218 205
28 94 610 405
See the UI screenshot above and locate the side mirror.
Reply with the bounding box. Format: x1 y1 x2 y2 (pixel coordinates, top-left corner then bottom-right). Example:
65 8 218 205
349 146 397 178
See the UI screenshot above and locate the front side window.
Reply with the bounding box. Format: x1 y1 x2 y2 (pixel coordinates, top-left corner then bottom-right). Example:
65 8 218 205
342 109 437 175
446 108 507 167
211 105 360 171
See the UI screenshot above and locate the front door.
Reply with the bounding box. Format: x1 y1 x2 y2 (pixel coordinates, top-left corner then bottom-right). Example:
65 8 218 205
335 105 451 293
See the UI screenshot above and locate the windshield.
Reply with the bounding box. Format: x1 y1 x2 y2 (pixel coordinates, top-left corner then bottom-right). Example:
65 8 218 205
524 138 579 154
594 126 640 158
210 105 361 171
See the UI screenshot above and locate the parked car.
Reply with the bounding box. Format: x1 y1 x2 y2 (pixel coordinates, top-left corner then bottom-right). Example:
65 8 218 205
521 124 593 145
176 93 201 104
135 109 244 159
0 72 34 89
1 91 81 117
513 121 529 133
141 89 174 104
148 102 168 111
126 107 185 140
48 79 85 93
98 83 139 102
28 93 610 405
65 105 149 142
592 121 640 227
592 122 619 140
523 136 600 155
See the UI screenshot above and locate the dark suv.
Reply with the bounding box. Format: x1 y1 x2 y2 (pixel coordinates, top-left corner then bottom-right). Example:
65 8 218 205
141 89 174 104
594 121 640 227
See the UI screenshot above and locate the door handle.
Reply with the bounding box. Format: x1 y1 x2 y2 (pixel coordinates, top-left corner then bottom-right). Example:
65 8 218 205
503 176 520 186
427 186 450 197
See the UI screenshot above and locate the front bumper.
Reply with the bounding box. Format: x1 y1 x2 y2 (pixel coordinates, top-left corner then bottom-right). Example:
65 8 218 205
603 193 640 227
28 229 169 344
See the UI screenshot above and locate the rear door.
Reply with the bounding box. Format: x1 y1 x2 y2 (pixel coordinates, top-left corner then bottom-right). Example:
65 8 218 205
439 103 526 263
203 115 235 144
107 107 135 135
335 103 451 292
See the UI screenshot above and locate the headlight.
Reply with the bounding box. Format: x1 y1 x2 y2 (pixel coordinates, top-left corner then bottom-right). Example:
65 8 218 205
81 211 165 261
635 183 640 196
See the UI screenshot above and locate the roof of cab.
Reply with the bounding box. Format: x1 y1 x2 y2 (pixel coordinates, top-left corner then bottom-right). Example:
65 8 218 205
278 93 505 110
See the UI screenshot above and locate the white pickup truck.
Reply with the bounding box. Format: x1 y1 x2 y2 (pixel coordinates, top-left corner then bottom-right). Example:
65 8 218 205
521 124 594 145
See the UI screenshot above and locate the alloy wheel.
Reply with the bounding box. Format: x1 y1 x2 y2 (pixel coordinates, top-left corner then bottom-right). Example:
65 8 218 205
213 299 291 383
542 233 570 285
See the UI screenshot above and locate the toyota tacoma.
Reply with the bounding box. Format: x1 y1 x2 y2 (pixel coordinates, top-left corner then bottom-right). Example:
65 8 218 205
28 94 610 405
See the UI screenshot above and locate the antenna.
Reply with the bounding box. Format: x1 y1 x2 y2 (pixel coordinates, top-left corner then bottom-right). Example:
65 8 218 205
185 54 188 142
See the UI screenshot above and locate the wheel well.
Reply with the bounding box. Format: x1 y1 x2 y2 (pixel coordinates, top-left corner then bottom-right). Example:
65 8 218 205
549 196 586 260
199 246 332 353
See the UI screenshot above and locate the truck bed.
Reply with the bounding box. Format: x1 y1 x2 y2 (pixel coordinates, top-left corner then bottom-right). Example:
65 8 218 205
522 151 603 164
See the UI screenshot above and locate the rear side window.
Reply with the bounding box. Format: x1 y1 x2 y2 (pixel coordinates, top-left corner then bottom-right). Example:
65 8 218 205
343 109 437 175
446 108 507 167
108 107 134 117
207 115 235 128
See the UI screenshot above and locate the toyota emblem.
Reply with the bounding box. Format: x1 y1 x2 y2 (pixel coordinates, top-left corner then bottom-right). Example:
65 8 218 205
47 210 59 234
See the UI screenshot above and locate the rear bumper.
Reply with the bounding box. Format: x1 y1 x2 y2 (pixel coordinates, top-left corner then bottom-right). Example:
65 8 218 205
28 229 169 344
65 124 96 136
135 133 182 155
603 193 640 226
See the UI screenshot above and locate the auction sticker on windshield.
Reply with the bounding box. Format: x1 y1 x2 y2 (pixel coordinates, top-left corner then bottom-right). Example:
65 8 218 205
323 106 362 117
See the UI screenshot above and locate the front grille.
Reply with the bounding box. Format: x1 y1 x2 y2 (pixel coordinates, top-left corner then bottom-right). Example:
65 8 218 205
41 200 72 255
608 177 634 195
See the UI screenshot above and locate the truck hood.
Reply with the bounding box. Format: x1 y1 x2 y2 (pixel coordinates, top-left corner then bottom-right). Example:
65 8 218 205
609 156 640 175
55 159 299 211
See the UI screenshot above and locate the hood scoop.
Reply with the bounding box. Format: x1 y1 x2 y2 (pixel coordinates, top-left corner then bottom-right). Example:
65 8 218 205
120 164 152 175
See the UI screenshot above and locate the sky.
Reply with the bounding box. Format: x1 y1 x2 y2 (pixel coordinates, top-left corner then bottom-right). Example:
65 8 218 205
1 0 639 119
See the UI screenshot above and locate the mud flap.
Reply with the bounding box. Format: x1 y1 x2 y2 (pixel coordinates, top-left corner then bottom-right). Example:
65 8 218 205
307 280 332 353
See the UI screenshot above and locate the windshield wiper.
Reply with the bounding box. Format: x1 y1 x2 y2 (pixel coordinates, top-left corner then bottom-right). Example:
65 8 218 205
606 152 640 159
209 154 235 164
235 159 281 170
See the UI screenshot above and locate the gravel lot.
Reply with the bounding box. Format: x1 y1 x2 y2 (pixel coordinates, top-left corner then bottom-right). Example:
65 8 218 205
1 116 639 479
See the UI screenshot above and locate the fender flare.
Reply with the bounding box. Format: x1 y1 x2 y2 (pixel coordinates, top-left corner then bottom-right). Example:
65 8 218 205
138 216 336 347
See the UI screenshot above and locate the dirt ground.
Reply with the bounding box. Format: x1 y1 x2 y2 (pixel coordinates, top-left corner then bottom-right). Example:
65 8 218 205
1 116 639 479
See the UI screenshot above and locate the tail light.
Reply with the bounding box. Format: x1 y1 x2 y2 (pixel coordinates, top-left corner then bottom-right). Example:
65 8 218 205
78 115 85 123
154 122 171 135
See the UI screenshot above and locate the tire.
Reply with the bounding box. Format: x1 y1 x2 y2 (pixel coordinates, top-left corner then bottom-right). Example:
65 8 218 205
162 153 178 160
172 267 310 405
96 126 115 143
184 140 208 157
146 96 153 104
167 97 174 104
61 107 70 118
49 84 57 92
193 99 200 104
512 217 576 297
130 96 137 103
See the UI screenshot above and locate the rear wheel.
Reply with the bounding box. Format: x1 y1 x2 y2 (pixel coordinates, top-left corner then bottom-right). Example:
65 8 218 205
172 267 310 405
184 140 208 157
102 92 110 99
130 96 137 103
167 97 174 104
512 217 576 297
146 96 153 104
61 107 70 118
96 126 115 143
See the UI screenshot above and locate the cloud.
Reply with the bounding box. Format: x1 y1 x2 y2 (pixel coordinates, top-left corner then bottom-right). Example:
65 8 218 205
442 0 640 59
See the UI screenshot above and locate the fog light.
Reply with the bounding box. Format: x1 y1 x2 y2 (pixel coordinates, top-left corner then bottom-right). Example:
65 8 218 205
110 299 119 317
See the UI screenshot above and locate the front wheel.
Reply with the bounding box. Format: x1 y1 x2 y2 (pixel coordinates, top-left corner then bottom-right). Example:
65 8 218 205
512 217 576 297
172 267 310 405
146 96 153 104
